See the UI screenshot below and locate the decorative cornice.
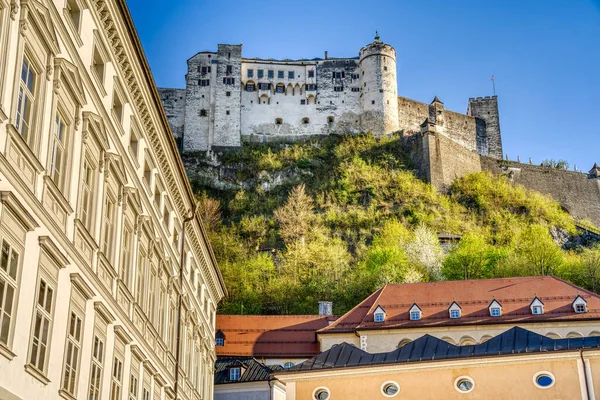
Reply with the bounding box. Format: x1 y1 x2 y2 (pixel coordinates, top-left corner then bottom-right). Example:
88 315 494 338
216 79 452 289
0 191 39 230
70 272 95 299
114 325 133 344
39 236 69 267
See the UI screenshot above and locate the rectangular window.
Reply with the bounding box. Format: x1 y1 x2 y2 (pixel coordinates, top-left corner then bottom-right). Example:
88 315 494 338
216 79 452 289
351 73 359 79
410 311 420 320
66 0 81 34
246 83 254 92
198 79 209 86
143 162 152 189
0 240 20 345
288 71 294 79
300 99 306 105
225 91 231 97
450 310 460 319
267 70 274 79
215 338 224 346
306 84 316 91
247 69 253 78
154 185 162 211
112 92 123 124
129 373 138 400
135 250 146 307
168 300 176 353
200 66 210 75
229 367 240 381
257 69 264 78
79 158 95 231
223 77 234 85
148 268 157 323
129 129 139 160
277 70 284 79
334 72 342 79
88 335 105 400
575 303 586 313
110 357 123 400
102 196 116 259
62 311 83 395
157 284 166 338
374 313 384 323
351 87 360 92
49 114 69 191
120 226 133 288
259 83 269 91
532 306 542 315
92 46 105 84
142 388 150 400
491 308 501 317
199 109 208 117
29 278 53 372
334 86 343 92
16 57 36 146
308 70 314 78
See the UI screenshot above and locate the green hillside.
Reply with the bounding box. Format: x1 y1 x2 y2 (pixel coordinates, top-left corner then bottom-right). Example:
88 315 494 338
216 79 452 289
187 134 600 315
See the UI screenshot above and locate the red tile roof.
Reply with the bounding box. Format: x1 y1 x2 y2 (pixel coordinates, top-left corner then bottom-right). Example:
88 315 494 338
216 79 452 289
216 315 338 357
319 276 600 333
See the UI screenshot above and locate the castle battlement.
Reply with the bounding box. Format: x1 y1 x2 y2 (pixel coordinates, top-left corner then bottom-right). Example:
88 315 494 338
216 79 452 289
159 34 502 159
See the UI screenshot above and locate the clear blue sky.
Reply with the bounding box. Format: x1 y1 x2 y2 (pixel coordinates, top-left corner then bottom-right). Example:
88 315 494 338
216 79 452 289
127 0 600 171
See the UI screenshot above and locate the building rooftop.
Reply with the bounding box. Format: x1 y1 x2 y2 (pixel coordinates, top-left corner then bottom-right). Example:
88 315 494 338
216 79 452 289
283 326 600 373
216 314 339 358
215 357 282 384
319 276 600 333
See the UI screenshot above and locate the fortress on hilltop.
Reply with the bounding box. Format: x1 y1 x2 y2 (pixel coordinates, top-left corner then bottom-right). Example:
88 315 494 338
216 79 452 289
159 34 600 227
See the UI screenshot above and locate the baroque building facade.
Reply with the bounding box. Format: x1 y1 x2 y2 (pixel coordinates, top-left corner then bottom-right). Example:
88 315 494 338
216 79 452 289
0 1 225 400
159 34 502 160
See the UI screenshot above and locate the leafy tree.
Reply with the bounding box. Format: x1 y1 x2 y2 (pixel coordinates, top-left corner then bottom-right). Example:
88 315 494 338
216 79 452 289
405 224 445 280
442 233 503 280
513 224 563 276
274 184 314 245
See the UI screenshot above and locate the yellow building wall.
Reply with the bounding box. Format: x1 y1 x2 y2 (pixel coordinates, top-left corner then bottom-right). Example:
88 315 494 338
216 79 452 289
293 358 589 400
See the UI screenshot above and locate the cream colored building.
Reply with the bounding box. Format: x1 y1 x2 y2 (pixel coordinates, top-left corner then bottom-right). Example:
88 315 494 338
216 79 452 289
0 1 226 399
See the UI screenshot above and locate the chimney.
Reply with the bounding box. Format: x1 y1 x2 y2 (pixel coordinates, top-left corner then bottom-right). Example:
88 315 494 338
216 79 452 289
318 301 332 316
324 51 328 60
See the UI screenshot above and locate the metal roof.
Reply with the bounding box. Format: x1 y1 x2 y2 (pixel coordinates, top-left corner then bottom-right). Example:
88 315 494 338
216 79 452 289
215 357 281 384
285 326 600 373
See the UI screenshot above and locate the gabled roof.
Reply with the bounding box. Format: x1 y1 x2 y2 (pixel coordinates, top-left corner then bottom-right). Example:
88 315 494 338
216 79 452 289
488 299 502 309
573 294 588 305
216 315 339 358
530 297 544 307
215 357 280 384
409 303 422 312
319 277 600 334
374 305 386 315
283 327 600 373
448 301 462 311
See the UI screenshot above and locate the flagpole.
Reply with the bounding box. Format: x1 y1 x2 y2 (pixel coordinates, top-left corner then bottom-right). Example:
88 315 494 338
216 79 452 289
492 75 496 96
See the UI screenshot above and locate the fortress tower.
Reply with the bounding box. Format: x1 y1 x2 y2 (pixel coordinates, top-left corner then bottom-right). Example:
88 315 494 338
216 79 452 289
359 33 399 136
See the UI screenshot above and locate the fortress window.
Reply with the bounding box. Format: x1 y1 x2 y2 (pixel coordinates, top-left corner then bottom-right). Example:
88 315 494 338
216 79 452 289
199 79 210 86
306 84 316 91
372 100 375 105
268 70 274 79
200 66 211 75
300 100 306 105
246 83 255 92
275 118 283 125
199 109 208 117
302 117 310 124
384 66 388 71
223 78 235 85
351 87 360 92
278 71 284 79
351 73 359 79
258 69 264 78
276 84 285 94
211 60 217 64
226 65 233 74
308 70 315 78
226 110 230 115
288 71 295 79
247 69 253 78
327 116 334 124
334 86 343 92
259 83 269 91
226 91 231 97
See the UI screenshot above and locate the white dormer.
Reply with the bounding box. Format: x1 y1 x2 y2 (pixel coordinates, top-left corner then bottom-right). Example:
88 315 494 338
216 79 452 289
488 299 502 317
373 305 386 323
530 297 544 315
572 295 587 314
448 301 462 319
409 303 422 321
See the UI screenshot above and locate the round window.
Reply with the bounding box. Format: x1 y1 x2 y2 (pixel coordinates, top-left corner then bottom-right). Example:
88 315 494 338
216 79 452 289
534 372 555 389
381 382 400 397
313 388 330 400
455 376 475 393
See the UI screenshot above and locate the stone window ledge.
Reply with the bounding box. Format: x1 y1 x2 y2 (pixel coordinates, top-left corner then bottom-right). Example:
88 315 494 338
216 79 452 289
0 341 16 360
24 363 50 385
58 388 77 400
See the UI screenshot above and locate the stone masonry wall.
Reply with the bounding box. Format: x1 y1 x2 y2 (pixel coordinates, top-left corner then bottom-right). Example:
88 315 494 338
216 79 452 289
481 158 600 226
158 88 186 142
468 96 502 159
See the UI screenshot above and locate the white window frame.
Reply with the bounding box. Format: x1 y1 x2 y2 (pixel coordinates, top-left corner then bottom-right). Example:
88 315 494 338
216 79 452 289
48 110 70 192
410 311 421 321
61 309 85 396
450 309 460 319
28 276 55 373
0 239 21 349
78 154 97 232
88 334 105 400
229 367 240 381
110 356 124 400
15 55 38 148
491 307 501 317
102 193 117 260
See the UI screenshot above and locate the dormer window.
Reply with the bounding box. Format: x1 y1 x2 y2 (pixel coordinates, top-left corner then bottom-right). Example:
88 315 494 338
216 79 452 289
488 300 502 317
216 329 226 346
229 367 241 381
573 295 587 314
409 303 422 321
530 297 544 315
373 305 386 323
216 338 224 346
449 301 461 319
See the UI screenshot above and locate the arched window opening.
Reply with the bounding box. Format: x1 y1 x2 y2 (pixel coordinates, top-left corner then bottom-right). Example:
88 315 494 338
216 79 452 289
302 117 310 124
275 118 283 125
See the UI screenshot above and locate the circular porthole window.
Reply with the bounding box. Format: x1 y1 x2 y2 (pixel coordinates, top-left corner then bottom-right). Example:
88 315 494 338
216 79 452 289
313 387 330 400
381 381 400 397
454 376 475 393
533 372 555 389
